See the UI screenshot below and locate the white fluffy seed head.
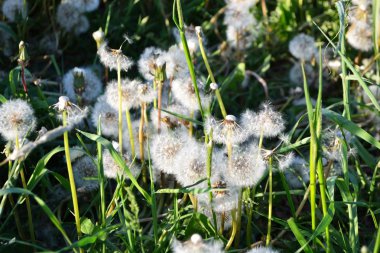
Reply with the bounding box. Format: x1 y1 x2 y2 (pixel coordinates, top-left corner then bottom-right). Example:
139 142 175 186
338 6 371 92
346 23 373 52
91 96 123 138
284 156 309 189
73 15 90 35
242 103 285 138
2 0 27 22
171 77 211 111
150 129 188 174
138 47 166 81
73 156 98 192
80 0 100 12
173 140 207 187
289 62 316 85
135 82 156 105
56 2 82 34
224 144 267 187
277 152 295 171
103 149 140 179
68 146 86 162
97 43 133 71
104 78 138 111
246 246 280 253
172 26 200 55
289 33 316 61
62 67 103 104
54 96 89 126
209 116 248 145
164 45 189 79
171 233 224 253
0 99 36 142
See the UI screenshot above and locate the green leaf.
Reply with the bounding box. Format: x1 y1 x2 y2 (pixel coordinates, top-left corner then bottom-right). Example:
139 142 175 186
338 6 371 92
322 108 380 150
287 218 313 253
184 213 216 239
81 218 95 235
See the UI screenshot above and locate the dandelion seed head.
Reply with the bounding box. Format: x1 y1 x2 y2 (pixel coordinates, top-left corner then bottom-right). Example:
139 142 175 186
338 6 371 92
150 129 188 174
68 146 86 162
91 96 123 138
0 99 36 142
135 82 156 105
97 43 133 71
172 77 211 111
54 96 89 126
352 0 371 11
62 67 103 104
73 156 98 192
80 0 100 12
164 45 189 79
289 33 316 61
346 23 373 52
284 156 309 188
103 149 140 179
225 144 267 187
246 247 280 253
211 115 248 145
212 186 239 213
278 152 295 171
173 26 200 54
56 2 82 33
138 47 166 81
73 15 90 35
104 78 138 111
2 0 27 22
172 233 224 253
242 103 285 138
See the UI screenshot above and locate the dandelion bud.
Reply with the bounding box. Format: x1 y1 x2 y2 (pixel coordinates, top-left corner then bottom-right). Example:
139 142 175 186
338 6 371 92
210 82 219 90
18 40 29 64
92 28 105 48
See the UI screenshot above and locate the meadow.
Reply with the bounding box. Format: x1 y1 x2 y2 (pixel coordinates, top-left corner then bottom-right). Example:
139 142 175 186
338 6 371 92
0 0 379 252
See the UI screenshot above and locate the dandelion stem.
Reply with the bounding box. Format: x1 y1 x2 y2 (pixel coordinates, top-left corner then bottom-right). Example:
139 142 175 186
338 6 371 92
139 103 145 162
157 80 163 133
117 58 123 154
266 156 273 246
206 137 218 234
225 210 237 251
196 30 227 118
125 108 136 158
62 110 82 251
15 134 35 243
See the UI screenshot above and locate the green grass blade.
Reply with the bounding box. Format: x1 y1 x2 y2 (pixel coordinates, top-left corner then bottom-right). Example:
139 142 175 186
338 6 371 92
287 218 313 253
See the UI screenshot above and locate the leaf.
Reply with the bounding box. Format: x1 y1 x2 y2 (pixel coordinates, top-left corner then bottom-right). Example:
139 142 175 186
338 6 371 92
322 108 380 150
184 213 216 239
287 218 313 253
81 218 95 235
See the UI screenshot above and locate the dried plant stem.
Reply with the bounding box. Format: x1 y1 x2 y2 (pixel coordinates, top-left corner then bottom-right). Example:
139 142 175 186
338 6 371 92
62 110 83 252
125 108 135 158
15 135 35 242
117 58 123 154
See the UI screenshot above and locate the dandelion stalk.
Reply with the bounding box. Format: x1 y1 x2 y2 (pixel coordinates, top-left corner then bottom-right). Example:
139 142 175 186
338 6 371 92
196 27 227 118
266 156 273 246
139 103 146 161
62 110 82 251
117 58 123 154
125 108 136 158
225 210 237 251
206 137 218 233
15 133 35 242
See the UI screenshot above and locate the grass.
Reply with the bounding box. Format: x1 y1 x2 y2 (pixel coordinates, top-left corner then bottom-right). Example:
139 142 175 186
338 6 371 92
0 0 379 252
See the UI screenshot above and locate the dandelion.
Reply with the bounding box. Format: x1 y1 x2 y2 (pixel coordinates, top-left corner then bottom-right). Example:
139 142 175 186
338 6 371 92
164 45 189 79
173 25 200 55
79 0 100 12
225 0 259 9
138 47 166 81
68 146 86 162
207 115 248 145
224 144 267 187
54 96 89 126
73 15 90 35
199 202 233 231
346 22 373 52
97 43 133 72
241 103 285 139
277 152 295 171
56 2 82 33
134 82 157 106
72 156 98 192
173 140 207 186
289 62 316 85
351 0 371 11
150 129 188 175
284 156 310 188
172 234 224 253
103 148 140 179
91 96 124 138
246 247 280 253
62 67 103 104
289 33 316 62
104 79 138 111
0 99 36 142
2 0 27 22
171 77 211 111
